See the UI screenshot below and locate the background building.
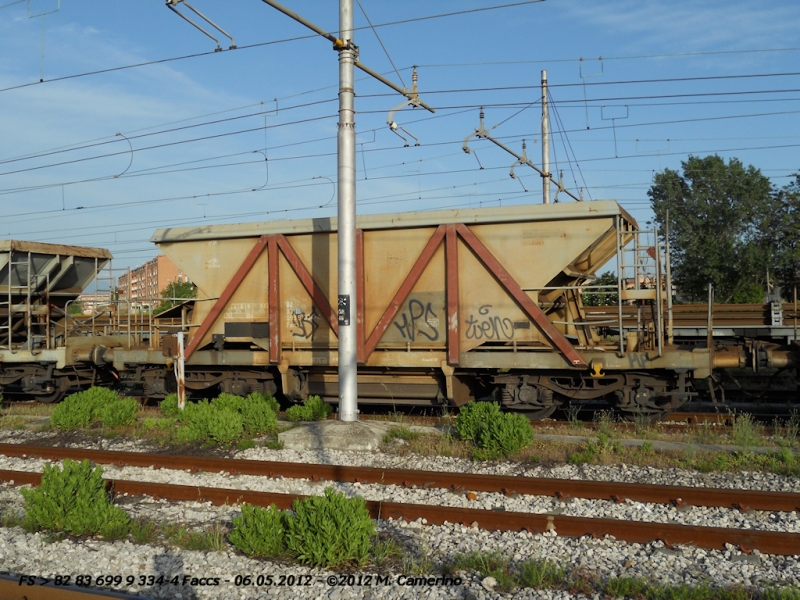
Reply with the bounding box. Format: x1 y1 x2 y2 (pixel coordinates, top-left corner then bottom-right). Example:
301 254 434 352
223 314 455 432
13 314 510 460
117 255 188 306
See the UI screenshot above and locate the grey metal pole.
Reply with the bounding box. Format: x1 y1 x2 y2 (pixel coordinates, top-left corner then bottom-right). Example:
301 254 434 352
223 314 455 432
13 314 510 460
665 209 674 345
541 70 550 205
337 0 358 421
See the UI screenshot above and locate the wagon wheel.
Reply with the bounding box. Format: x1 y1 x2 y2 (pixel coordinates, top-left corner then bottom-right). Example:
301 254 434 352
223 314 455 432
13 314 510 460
511 404 559 421
507 389 560 421
31 389 66 404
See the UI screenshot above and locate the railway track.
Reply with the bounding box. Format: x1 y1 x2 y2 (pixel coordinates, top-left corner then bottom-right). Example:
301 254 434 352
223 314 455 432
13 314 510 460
1 443 798 512
1 467 798 556
1 444 799 556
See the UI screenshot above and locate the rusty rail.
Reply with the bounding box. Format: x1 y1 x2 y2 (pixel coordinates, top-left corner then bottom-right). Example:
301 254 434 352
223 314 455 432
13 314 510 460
1 444 798 512
1 469 797 556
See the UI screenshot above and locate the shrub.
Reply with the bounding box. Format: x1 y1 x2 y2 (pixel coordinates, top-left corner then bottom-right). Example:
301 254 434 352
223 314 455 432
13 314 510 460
455 401 502 441
285 395 332 422
211 393 245 413
177 399 205 425
229 504 286 558
305 395 332 420
176 393 278 445
456 401 533 457
50 387 119 431
246 391 280 415
207 408 244 444
100 397 138 428
20 459 129 538
476 411 533 456
286 488 374 568
179 401 243 445
179 399 210 436
284 404 306 422
240 401 277 435
160 394 180 418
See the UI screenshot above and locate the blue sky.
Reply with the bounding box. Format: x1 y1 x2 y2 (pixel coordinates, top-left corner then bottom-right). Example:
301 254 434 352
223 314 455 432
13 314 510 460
0 0 798 270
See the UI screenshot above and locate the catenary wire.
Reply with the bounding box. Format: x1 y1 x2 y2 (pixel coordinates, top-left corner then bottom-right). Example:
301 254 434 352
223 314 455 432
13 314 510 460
0 1 544 95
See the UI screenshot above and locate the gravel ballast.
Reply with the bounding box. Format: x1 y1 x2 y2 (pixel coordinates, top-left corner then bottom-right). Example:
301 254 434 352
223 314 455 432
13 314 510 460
0 429 798 598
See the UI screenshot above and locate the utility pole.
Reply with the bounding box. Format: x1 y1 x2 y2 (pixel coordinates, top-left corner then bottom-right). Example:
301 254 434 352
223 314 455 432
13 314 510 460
336 0 358 422
541 70 550 205
169 0 433 422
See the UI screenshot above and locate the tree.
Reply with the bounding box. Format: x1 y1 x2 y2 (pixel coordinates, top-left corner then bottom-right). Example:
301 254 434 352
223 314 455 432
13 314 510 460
770 174 800 299
154 280 196 315
648 155 774 303
581 271 619 306
68 301 84 316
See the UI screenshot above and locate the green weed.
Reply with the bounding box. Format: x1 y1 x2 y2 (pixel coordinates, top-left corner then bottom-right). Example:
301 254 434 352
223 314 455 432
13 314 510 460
245 391 280 415
211 393 245 413
779 411 799 446
447 551 516 593
285 395 332 422
285 488 374 568
761 587 800 600
455 401 500 441
603 576 649 598
163 523 226 552
100 397 138 428
50 387 118 430
129 518 159 545
229 504 286 558
594 409 615 437
141 417 173 430
565 403 583 429
236 439 256 451
21 459 130 538
383 426 421 444
370 536 404 567
731 412 761 447
160 394 180 418
517 558 566 589
456 402 533 458
0 508 25 528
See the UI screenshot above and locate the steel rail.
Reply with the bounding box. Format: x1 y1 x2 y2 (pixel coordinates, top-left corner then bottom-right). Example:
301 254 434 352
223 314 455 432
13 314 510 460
1 444 798 512
0 469 797 556
0 573 151 600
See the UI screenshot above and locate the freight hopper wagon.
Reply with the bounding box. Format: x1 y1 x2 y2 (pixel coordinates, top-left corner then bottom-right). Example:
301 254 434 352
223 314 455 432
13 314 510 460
150 200 795 421
0 240 113 402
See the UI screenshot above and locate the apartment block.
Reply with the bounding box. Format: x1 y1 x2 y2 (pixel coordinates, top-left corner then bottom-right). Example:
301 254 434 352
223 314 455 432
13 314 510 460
117 255 188 305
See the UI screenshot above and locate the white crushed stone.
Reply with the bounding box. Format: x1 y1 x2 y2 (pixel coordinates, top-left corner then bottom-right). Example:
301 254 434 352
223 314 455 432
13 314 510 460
0 429 799 598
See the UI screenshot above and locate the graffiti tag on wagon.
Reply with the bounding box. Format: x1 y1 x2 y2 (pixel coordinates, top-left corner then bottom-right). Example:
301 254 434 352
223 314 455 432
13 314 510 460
393 298 440 342
464 305 514 340
291 306 320 340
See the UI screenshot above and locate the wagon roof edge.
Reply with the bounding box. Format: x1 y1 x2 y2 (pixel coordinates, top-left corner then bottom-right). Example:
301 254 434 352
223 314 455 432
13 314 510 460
0 240 113 259
150 200 637 244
